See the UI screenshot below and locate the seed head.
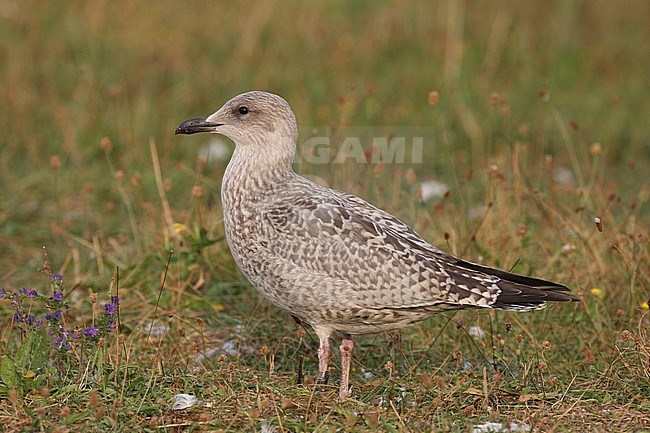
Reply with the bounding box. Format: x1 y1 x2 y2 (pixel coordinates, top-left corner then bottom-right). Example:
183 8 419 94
88 391 100 408
590 143 602 156
191 185 204 198
405 168 417 185
50 155 61 170
620 330 632 341
373 162 384 177
100 137 113 152
539 89 550 102
428 91 440 105
594 217 603 232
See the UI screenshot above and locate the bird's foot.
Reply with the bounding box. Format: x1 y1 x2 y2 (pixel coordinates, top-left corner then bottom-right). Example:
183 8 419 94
338 388 352 399
316 370 330 385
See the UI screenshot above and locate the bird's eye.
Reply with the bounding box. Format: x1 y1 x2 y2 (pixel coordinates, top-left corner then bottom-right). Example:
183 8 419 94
238 106 249 115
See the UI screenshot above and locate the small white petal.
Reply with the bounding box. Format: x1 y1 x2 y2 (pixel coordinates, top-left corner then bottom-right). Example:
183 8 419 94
145 321 169 338
420 179 449 201
260 422 278 433
469 325 486 339
472 421 531 433
199 138 231 163
552 166 574 186
171 393 198 411
221 340 239 356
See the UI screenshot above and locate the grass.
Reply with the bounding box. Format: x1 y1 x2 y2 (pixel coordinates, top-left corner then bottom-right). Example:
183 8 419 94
0 1 648 431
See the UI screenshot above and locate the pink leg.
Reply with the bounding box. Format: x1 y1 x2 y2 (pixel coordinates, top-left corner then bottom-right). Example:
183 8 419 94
317 334 331 384
339 335 354 399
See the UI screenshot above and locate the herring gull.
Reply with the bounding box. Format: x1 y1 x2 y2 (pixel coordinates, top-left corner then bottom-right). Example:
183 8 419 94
175 91 580 399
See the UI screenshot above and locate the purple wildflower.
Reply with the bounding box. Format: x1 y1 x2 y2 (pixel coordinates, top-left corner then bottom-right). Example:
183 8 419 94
26 315 42 329
53 290 63 301
54 336 70 351
84 327 99 338
107 321 116 330
51 274 63 284
103 303 117 315
13 312 23 322
46 309 63 322
20 288 38 298
0 288 6 298
111 295 121 305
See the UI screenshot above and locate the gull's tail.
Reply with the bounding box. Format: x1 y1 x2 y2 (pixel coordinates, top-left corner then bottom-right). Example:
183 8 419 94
456 258 581 312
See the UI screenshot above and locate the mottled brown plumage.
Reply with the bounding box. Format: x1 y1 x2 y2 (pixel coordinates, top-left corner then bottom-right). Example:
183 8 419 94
176 91 580 398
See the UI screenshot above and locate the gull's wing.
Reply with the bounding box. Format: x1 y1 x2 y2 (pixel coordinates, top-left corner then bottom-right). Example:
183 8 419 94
261 178 579 312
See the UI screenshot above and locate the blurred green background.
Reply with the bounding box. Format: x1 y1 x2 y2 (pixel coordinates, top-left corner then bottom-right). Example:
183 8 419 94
0 0 648 284
0 2 648 430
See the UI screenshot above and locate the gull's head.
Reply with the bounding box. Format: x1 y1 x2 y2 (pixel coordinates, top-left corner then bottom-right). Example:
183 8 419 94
175 91 298 149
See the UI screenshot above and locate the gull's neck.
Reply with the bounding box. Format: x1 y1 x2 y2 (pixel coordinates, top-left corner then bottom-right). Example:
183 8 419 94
222 135 296 208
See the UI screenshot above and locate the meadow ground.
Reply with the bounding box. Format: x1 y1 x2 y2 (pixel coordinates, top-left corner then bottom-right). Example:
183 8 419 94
0 1 648 432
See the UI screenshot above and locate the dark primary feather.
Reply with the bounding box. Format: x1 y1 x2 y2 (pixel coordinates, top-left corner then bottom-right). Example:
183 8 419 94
444 257 580 310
